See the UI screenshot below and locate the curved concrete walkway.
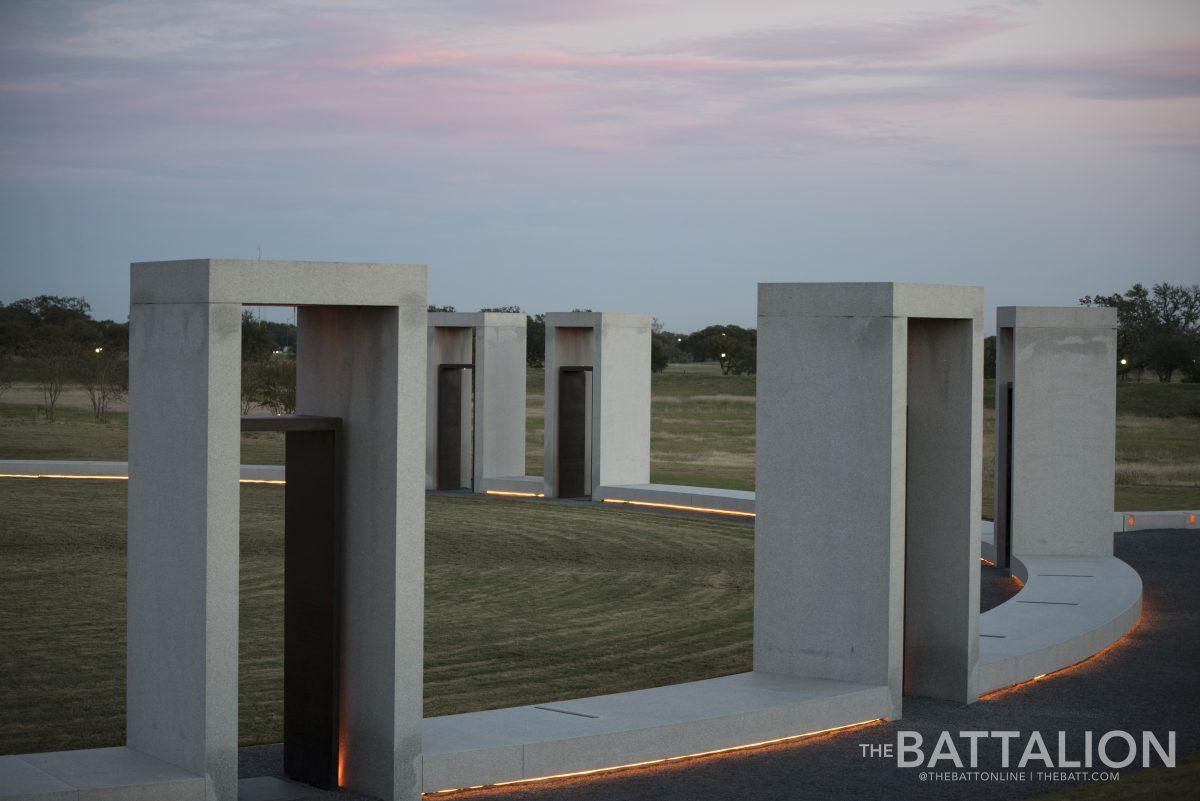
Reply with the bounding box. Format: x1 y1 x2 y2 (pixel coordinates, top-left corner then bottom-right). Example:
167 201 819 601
976 554 1142 695
386 530 1193 801
421 673 890 793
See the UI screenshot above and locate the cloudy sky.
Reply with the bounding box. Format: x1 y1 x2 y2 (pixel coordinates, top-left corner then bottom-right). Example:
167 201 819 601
1 0 1197 330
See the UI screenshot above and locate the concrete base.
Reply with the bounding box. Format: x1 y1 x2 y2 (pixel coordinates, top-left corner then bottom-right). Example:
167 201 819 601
419 672 892 793
0 747 206 801
595 484 755 516
975 554 1142 694
1115 510 1199 531
0 461 284 482
478 475 545 495
235 776 314 801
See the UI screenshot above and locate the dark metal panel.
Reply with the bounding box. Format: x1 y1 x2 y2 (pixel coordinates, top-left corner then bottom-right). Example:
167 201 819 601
557 368 588 498
282 429 340 789
1000 381 1015 568
241 414 341 433
437 367 464 490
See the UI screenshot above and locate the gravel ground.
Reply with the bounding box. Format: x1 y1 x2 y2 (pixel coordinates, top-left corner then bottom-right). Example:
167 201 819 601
239 530 1196 801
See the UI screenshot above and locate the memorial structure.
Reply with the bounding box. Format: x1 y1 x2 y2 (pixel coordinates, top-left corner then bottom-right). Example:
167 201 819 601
426 312 527 492
992 306 1118 566
755 282 984 709
0 274 1148 801
541 312 651 499
55 258 427 801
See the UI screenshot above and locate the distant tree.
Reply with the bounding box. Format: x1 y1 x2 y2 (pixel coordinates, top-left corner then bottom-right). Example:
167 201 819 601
79 347 127 423
0 305 34 354
682 324 757 374
681 324 756 367
1143 331 1198 384
241 357 296 415
526 314 545 367
0 352 12 402
0 295 97 355
1081 283 1200 382
240 360 259 415
481 306 522 314
241 311 275 362
257 359 296 414
651 318 686 365
37 339 76 421
96 319 129 352
428 304 456 313
725 339 757 375
1183 350 1200 383
984 335 996 379
650 337 670 373
260 320 296 353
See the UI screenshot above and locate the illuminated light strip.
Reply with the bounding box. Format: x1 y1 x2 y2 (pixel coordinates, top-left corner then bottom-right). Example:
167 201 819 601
601 497 756 518
0 473 102 479
979 607 1143 701
980 557 995 567
427 718 886 795
0 472 284 486
483 489 545 498
0 472 128 481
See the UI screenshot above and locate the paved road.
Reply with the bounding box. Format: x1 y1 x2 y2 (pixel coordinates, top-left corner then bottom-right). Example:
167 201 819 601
241 530 1197 800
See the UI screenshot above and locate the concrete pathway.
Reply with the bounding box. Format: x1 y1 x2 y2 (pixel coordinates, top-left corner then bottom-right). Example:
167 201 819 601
239 534 1200 799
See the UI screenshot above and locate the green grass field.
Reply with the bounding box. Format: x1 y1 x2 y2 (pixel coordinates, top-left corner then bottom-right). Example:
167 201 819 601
1 365 1197 758
4 365 1196 512
0 480 752 754
0 362 1195 757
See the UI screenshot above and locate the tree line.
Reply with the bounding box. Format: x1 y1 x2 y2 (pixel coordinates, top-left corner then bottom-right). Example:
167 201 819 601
1080 283 1200 382
4 281 1193 422
431 305 759 375
0 297 300 419
0 296 129 421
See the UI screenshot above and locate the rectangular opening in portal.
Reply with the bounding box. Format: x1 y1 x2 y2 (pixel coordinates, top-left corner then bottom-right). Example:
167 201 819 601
557 367 590 498
240 414 342 790
437 366 473 490
902 317 975 702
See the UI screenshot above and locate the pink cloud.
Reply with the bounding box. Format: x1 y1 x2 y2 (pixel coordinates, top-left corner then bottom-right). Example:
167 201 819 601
2 2 1198 177
663 13 1018 63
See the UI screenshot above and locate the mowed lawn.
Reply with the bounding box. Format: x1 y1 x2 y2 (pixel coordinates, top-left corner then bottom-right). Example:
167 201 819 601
4 364 1196 513
0 480 752 754
0 366 1196 756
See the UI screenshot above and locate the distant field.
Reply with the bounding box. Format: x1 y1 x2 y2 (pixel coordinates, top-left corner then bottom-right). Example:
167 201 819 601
0 480 753 754
2 366 1198 511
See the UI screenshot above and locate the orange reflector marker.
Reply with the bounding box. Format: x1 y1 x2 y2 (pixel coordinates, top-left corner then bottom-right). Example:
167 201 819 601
1189 513 1196 526
1128 515 1135 527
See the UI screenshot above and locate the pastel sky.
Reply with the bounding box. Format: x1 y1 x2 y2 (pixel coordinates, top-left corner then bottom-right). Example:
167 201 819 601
1 0 1197 330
